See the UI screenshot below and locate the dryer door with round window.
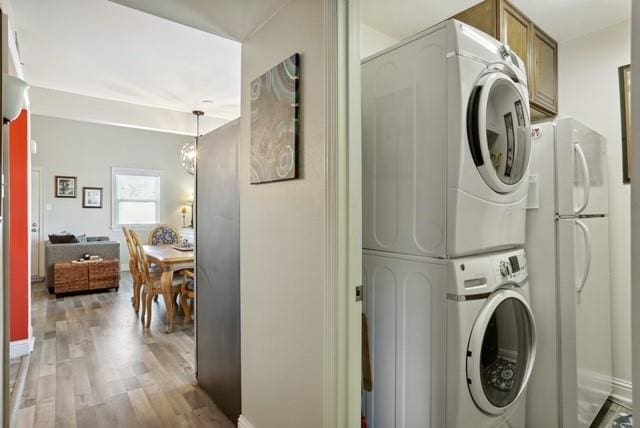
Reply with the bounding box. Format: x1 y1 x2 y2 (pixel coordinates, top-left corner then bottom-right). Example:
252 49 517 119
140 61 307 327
466 289 536 415
467 72 531 194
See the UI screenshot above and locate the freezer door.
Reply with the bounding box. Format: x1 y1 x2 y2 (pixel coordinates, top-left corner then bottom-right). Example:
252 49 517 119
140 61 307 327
555 118 609 216
555 218 579 428
557 217 613 427
574 217 613 426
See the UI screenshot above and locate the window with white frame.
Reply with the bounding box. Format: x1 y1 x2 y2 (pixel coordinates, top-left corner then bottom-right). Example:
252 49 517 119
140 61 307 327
111 167 161 228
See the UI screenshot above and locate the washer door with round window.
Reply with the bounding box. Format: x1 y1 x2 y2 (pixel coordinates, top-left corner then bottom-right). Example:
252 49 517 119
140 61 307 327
467 71 531 194
466 288 536 415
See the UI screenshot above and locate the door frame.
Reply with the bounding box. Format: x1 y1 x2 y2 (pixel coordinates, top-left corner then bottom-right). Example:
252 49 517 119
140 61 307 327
324 0 362 427
630 1 640 415
30 166 44 280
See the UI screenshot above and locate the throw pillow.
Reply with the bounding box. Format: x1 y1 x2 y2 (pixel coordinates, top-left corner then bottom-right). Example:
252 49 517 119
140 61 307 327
48 234 78 244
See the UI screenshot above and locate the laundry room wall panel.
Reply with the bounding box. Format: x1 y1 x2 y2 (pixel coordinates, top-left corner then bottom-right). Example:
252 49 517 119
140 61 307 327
558 19 632 399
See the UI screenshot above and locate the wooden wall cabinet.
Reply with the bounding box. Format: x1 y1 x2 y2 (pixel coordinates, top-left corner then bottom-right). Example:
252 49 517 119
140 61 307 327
453 0 558 119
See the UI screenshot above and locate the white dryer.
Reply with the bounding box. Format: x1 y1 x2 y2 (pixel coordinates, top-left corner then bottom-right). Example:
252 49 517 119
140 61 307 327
446 248 536 427
362 19 531 258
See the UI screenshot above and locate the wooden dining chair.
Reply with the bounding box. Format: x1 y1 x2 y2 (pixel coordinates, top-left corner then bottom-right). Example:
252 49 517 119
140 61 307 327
130 230 181 329
148 224 179 246
123 227 143 313
179 270 195 323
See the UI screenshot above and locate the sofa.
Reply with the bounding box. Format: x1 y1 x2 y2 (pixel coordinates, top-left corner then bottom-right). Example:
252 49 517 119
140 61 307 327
45 236 120 291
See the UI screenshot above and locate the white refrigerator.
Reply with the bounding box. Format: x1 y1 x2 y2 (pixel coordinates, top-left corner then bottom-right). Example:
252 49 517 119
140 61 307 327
525 117 612 428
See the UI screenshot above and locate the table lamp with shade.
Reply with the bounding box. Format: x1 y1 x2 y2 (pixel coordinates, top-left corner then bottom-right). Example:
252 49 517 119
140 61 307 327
180 206 188 228
186 199 194 228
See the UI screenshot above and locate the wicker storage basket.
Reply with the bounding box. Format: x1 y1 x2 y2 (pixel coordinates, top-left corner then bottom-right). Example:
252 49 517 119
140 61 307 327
54 263 88 293
88 260 120 290
54 259 120 294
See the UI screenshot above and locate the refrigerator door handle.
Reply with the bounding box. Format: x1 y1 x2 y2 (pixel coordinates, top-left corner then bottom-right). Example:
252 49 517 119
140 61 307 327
574 142 591 215
575 219 592 294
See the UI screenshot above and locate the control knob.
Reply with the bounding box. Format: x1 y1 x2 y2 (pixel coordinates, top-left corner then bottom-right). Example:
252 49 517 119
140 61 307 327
499 260 511 278
499 44 511 59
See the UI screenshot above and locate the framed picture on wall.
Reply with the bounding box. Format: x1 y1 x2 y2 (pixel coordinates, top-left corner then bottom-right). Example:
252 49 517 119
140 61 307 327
82 187 103 208
55 176 77 198
618 64 631 183
250 53 300 184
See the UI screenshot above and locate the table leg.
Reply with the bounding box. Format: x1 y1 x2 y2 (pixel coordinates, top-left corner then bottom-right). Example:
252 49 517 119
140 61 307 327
160 270 175 333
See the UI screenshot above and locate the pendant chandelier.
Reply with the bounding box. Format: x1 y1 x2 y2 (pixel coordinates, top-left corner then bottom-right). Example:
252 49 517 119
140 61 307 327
180 110 204 175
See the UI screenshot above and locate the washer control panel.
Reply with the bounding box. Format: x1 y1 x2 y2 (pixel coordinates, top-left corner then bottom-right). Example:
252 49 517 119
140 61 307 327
493 250 527 283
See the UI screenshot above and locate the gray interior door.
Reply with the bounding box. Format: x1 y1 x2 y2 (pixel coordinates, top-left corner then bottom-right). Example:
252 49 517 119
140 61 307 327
196 119 241 421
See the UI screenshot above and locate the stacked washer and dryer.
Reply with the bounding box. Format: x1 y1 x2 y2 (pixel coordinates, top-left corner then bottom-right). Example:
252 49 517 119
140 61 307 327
362 20 536 427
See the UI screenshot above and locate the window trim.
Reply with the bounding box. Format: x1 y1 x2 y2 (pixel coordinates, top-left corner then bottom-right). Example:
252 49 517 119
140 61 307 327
111 167 162 230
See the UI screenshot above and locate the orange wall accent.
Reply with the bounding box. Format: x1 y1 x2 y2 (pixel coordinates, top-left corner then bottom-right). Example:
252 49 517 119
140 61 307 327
10 110 29 342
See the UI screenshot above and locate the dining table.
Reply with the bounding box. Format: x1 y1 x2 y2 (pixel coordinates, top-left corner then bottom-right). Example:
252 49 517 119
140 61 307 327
143 244 194 333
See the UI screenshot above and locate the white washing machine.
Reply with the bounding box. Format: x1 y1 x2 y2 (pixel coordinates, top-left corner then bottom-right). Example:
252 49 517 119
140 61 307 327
446 249 536 427
362 19 532 258
363 248 536 427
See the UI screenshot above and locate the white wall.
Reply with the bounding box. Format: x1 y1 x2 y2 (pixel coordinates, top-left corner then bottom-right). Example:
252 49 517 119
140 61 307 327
31 114 194 266
240 0 327 426
360 23 397 59
558 20 632 397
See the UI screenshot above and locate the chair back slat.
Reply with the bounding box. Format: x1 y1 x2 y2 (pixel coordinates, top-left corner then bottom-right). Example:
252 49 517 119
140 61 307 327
122 228 140 278
130 230 152 284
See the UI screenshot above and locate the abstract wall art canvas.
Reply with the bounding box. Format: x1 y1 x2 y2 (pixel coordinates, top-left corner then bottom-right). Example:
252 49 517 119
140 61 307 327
250 53 299 184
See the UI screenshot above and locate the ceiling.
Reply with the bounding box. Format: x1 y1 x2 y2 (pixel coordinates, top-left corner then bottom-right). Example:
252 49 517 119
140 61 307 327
361 0 478 41
361 0 631 43
109 0 292 42
11 0 242 131
512 0 630 42
11 0 631 134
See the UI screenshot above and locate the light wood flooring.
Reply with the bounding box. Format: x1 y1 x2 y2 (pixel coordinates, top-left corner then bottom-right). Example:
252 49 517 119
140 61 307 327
14 274 234 428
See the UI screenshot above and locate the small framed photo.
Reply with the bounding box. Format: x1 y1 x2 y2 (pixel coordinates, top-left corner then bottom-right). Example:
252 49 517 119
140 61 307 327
55 176 77 198
82 187 103 208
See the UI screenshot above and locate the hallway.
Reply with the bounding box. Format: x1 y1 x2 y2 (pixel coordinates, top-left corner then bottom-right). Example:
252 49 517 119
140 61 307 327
13 275 233 428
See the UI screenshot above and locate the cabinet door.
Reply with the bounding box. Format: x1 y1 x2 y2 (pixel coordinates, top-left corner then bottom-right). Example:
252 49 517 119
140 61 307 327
501 2 531 80
453 0 499 37
531 25 558 115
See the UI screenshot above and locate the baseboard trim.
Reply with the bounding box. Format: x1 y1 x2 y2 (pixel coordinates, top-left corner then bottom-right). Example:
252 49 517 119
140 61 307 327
10 336 35 359
9 353 30 425
238 415 256 428
611 377 633 408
